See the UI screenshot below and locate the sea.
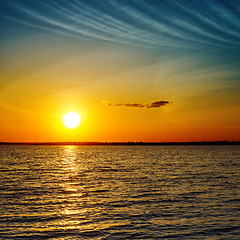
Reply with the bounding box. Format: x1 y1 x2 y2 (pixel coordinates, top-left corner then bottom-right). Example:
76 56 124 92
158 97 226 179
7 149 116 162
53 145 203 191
0 145 239 239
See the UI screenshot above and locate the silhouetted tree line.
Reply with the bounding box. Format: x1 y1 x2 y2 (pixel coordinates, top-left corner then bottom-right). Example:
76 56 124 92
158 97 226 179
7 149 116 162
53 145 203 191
0 141 239 145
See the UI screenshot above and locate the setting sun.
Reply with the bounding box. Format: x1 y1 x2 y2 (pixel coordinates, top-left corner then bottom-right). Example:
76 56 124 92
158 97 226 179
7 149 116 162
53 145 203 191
62 112 81 129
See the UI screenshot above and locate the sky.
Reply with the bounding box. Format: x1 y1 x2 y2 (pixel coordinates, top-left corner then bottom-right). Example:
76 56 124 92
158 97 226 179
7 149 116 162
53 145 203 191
0 0 240 142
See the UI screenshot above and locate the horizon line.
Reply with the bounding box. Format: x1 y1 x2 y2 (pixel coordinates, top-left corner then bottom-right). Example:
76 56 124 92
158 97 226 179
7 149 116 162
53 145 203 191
0 141 239 146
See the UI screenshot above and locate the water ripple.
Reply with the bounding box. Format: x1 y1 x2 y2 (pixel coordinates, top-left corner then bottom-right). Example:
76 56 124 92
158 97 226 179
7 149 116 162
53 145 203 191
0 145 239 239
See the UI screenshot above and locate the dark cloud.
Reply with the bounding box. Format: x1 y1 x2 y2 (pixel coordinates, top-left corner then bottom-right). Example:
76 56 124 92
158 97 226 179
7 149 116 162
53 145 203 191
109 103 144 108
108 101 171 108
146 101 170 108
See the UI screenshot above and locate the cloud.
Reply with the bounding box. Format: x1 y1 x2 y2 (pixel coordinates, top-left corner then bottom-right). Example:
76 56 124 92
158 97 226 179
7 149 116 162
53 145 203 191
108 101 171 108
2 0 240 50
146 101 170 108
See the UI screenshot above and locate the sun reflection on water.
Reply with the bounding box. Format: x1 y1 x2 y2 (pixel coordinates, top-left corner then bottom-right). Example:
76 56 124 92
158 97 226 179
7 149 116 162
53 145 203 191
57 146 89 231
63 146 77 168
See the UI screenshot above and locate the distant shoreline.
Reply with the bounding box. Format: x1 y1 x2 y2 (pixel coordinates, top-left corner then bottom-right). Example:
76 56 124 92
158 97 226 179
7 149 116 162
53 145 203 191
0 141 239 146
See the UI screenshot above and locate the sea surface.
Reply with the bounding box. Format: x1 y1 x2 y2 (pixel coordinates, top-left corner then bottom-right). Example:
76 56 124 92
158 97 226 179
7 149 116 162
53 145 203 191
0 145 239 239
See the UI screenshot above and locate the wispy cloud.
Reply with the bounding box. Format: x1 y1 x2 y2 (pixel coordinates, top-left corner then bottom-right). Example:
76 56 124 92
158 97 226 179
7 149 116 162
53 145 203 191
1 0 240 50
108 101 171 108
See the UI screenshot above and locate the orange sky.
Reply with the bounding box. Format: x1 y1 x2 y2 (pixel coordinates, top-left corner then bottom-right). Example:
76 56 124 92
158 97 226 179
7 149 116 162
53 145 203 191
0 1 240 142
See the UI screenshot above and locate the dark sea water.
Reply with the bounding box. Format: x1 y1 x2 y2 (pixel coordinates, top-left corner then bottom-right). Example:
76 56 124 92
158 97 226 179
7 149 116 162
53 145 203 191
0 145 239 239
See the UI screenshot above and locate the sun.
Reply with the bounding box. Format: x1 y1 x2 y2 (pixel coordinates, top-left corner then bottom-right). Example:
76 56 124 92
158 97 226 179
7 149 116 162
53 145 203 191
62 112 81 129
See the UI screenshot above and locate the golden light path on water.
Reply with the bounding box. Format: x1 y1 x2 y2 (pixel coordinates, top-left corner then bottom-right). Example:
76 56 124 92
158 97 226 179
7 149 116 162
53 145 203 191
58 146 89 232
